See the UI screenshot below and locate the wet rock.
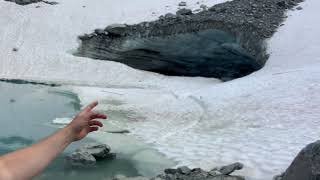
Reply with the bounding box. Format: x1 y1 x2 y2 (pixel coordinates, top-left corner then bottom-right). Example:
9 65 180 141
296 6 303 10
120 164 245 180
94 29 106 35
282 140 320 180
177 166 191 174
66 143 115 166
66 151 96 166
176 8 192 16
178 1 187 6
161 165 244 179
219 162 244 175
77 143 111 159
105 24 127 36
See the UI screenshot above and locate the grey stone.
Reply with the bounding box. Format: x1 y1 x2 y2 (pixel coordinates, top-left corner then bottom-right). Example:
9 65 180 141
219 162 244 175
77 143 111 159
164 168 177 174
178 1 187 6
66 143 114 166
282 140 320 180
176 8 192 16
105 24 127 36
66 151 96 166
94 29 105 34
177 166 191 174
296 6 303 10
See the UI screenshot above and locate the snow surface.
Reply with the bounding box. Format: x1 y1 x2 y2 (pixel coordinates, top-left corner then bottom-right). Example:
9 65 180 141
1 0 320 179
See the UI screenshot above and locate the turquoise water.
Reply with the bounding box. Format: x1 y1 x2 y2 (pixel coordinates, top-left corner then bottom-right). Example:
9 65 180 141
0 81 140 179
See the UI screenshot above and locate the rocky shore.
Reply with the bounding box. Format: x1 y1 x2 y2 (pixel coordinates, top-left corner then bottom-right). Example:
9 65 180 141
68 141 320 180
113 162 245 180
76 0 303 80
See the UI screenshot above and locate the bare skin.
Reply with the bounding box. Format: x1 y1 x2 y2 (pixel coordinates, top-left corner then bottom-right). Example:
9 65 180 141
0 101 107 180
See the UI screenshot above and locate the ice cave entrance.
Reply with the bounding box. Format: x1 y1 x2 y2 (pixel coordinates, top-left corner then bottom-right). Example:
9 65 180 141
77 29 263 81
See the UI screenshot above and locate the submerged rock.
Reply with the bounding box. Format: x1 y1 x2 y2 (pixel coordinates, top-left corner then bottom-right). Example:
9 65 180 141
281 140 320 180
66 143 115 166
66 151 96 166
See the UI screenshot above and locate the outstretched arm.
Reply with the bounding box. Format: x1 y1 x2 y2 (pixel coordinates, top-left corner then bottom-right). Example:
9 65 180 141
0 101 107 180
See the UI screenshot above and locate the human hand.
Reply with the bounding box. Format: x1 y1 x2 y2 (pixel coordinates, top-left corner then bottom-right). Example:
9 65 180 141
66 101 107 141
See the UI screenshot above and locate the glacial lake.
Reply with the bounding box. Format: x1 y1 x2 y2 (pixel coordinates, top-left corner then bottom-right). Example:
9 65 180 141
0 81 173 180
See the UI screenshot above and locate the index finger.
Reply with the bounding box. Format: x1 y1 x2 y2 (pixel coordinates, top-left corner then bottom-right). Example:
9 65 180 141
83 101 98 112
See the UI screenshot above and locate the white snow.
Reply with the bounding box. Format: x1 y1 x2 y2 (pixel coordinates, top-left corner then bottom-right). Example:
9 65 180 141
1 0 320 179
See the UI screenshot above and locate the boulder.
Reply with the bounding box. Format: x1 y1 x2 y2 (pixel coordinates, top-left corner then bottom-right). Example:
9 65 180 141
178 2 187 6
177 166 191 174
282 140 320 180
77 143 111 159
176 8 193 16
66 151 96 166
66 143 115 166
105 24 127 36
219 162 244 175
